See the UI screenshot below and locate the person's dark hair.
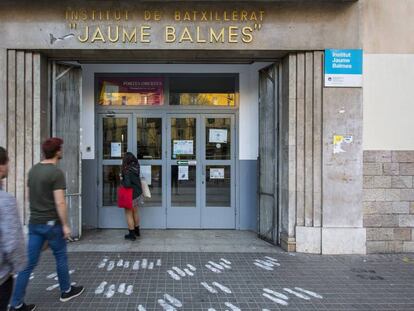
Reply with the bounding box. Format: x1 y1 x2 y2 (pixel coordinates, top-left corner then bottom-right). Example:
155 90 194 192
0 146 8 165
42 137 64 159
122 152 140 175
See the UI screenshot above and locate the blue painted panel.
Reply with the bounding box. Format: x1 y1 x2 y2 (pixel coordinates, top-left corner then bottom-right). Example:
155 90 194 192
325 49 363 75
239 160 258 231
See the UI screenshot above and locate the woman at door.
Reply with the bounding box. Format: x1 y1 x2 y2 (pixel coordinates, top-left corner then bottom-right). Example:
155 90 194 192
121 152 142 241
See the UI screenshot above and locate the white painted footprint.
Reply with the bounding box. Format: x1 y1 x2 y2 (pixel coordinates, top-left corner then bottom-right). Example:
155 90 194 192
94 281 107 294
220 258 231 265
254 262 273 271
187 264 196 271
263 288 289 300
255 259 274 267
46 272 57 279
283 288 310 300
158 299 177 311
148 262 154 270
118 283 126 293
263 293 289 306
212 282 232 294
105 284 116 298
201 282 218 294
124 261 130 269
117 259 124 267
107 261 115 271
264 256 278 263
98 258 109 269
208 261 225 270
133 260 140 270
156 259 162 266
167 270 181 281
294 287 323 299
164 294 182 308
224 302 241 311
184 268 194 276
137 305 147 311
205 264 222 274
172 267 186 277
142 259 148 269
125 285 133 296
46 283 59 291
219 262 232 269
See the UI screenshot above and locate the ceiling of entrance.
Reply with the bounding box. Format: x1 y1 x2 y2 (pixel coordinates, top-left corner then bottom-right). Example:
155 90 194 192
38 49 287 64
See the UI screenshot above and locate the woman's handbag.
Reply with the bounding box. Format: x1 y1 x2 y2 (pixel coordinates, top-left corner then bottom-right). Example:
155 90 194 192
117 186 133 209
140 178 151 198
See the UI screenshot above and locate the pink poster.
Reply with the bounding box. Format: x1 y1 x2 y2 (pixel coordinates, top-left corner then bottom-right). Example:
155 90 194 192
98 77 164 106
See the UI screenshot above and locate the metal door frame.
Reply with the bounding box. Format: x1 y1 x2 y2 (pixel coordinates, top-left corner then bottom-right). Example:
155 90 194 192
97 113 133 228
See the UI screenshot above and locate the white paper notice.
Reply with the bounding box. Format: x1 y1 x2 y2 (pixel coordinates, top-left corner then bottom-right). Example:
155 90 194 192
140 165 152 185
178 166 189 181
111 142 122 157
210 168 225 179
173 140 193 155
209 129 228 143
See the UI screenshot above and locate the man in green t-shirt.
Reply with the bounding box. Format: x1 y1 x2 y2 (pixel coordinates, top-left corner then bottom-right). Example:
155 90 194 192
10 138 84 311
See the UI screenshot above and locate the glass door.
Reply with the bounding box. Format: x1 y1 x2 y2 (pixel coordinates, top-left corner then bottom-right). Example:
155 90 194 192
166 114 236 229
99 114 132 228
166 115 201 228
136 115 166 228
201 115 236 228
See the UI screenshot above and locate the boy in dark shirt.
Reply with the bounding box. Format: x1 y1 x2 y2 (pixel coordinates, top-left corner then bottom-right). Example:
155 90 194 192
10 138 84 311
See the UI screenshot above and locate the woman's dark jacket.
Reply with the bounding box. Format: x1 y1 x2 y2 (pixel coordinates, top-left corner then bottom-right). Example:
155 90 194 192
122 170 142 199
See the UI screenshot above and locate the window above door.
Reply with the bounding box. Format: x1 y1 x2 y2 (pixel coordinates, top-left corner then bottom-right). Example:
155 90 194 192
96 74 238 108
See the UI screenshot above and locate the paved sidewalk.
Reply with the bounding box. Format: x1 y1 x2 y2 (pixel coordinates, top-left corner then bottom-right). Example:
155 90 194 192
22 251 414 311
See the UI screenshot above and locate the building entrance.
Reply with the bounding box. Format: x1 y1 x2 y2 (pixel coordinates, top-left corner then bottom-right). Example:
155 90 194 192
98 112 236 229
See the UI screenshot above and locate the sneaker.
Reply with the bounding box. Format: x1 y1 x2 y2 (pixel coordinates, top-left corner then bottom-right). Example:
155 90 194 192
9 303 36 311
60 285 85 302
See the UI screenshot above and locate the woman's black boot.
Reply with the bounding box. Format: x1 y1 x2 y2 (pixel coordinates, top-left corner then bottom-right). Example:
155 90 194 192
134 226 141 237
124 230 136 241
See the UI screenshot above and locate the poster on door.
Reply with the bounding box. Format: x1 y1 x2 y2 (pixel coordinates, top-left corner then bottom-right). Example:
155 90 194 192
173 140 193 155
209 129 228 143
110 142 122 157
210 168 225 179
140 165 152 185
178 166 189 180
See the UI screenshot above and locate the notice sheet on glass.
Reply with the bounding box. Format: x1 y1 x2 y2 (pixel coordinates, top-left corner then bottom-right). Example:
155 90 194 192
209 129 228 143
210 168 225 179
173 140 193 155
178 166 189 180
140 165 152 185
111 142 122 158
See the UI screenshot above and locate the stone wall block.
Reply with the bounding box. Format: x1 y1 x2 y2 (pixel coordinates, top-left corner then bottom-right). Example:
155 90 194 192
391 176 413 189
363 176 374 188
363 201 393 215
366 241 402 253
364 150 391 163
366 228 393 241
373 176 392 188
394 228 412 241
392 202 410 214
392 151 414 163
363 215 398 227
384 189 401 202
400 189 414 201
383 163 400 176
410 202 414 214
363 189 385 202
399 215 414 227
403 242 414 252
364 163 383 176
399 163 414 176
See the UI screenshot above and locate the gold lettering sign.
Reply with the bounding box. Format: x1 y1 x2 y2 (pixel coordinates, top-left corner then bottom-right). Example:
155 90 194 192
64 8 265 45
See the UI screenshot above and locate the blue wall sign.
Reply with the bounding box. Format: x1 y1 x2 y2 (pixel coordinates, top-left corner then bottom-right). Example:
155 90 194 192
324 49 363 87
